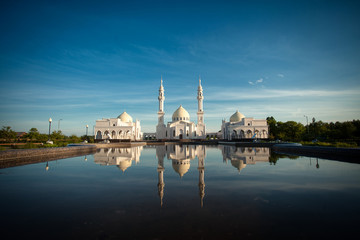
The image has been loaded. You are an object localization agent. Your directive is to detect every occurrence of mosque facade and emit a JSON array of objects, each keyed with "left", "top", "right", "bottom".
[
  {"left": 220, "top": 110, "right": 269, "bottom": 140},
  {"left": 94, "top": 112, "right": 143, "bottom": 141},
  {"left": 156, "top": 77, "right": 206, "bottom": 140}
]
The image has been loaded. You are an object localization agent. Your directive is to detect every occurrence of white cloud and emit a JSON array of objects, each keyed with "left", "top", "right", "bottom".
[
  {"left": 248, "top": 78, "right": 263, "bottom": 85},
  {"left": 277, "top": 73, "right": 284, "bottom": 78}
]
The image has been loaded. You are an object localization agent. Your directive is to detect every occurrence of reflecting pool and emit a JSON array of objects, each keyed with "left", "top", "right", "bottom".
[{"left": 1, "top": 145, "right": 360, "bottom": 239}]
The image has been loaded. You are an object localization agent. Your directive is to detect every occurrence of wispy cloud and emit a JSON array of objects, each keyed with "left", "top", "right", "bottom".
[
  {"left": 206, "top": 87, "right": 360, "bottom": 101},
  {"left": 248, "top": 78, "right": 263, "bottom": 85},
  {"left": 277, "top": 73, "right": 284, "bottom": 78}
]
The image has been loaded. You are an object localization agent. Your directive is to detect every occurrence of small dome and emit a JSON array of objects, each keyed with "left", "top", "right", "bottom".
[
  {"left": 172, "top": 105, "right": 190, "bottom": 122},
  {"left": 230, "top": 110, "right": 245, "bottom": 122},
  {"left": 231, "top": 160, "right": 247, "bottom": 173},
  {"left": 117, "top": 159, "right": 132, "bottom": 172},
  {"left": 118, "top": 111, "right": 133, "bottom": 123}
]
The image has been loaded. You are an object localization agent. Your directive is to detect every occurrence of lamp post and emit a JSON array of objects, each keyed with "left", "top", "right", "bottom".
[
  {"left": 85, "top": 125, "right": 89, "bottom": 142},
  {"left": 58, "top": 119, "right": 62, "bottom": 130},
  {"left": 47, "top": 118, "right": 52, "bottom": 144},
  {"left": 304, "top": 115, "right": 309, "bottom": 134}
]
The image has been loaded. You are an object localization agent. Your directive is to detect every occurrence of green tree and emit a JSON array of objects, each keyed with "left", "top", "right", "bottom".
[
  {"left": 266, "top": 116, "right": 278, "bottom": 140},
  {"left": 51, "top": 130, "right": 65, "bottom": 140},
  {"left": 27, "top": 128, "right": 40, "bottom": 140},
  {"left": 0, "top": 126, "right": 17, "bottom": 142}
]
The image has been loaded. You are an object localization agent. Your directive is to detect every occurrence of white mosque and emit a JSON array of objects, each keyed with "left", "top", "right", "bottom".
[
  {"left": 93, "top": 76, "right": 269, "bottom": 141},
  {"left": 94, "top": 112, "right": 143, "bottom": 141},
  {"left": 156, "top": 77, "right": 206, "bottom": 140}
]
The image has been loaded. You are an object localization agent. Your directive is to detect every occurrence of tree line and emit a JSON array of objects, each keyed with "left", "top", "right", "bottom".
[
  {"left": 0, "top": 127, "right": 93, "bottom": 144},
  {"left": 266, "top": 117, "right": 360, "bottom": 145}
]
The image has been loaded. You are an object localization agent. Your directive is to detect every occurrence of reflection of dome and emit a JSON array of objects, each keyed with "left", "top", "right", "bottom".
[
  {"left": 118, "top": 112, "right": 133, "bottom": 123},
  {"left": 117, "top": 159, "right": 132, "bottom": 172},
  {"left": 231, "top": 160, "right": 246, "bottom": 173},
  {"left": 230, "top": 110, "right": 245, "bottom": 122},
  {"left": 172, "top": 105, "right": 190, "bottom": 121},
  {"left": 172, "top": 159, "right": 190, "bottom": 177}
]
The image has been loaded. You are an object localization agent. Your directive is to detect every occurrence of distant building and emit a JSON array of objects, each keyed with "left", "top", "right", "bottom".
[
  {"left": 156, "top": 77, "right": 206, "bottom": 140},
  {"left": 220, "top": 110, "right": 268, "bottom": 140},
  {"left": 94, "top": 112, "right": 143, "bottom": 141},
  {"left": 16, "top": 132, "right": 27, "bottom": 139}
]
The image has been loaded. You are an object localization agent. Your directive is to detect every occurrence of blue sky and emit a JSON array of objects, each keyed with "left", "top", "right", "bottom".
[{"left": 0, "top": 0, "right": 359, "bottom": 135}]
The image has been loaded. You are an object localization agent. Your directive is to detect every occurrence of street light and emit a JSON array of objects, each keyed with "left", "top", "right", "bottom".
[
  {"left": 47, "top": 118, "right": 53, "bottom": 144},
  {"left": 58, "top": 119, "right": 62, "bottom": 130},
  {"left": 86, "top": 125, "right": 89, "bottom": 142},
  {"left": 304, "top": 115, "right": 309, "bottom": 134}
]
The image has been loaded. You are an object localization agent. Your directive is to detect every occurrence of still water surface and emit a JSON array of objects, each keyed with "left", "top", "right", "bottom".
[{"left": 1, "top": 145, "right": 360, "bottom": 239}]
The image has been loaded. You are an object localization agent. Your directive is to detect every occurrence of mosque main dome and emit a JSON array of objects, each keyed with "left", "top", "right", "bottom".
[
  {"left": 172, "top": 159, "right": 190, "bottom": 178},
  {"left": 230, "top": 110, "right": 245, "bottom": 122},
  {"left": 118, "top": 111, "right": 133, "bottom": 123},
  {"left": 172, "top": 105, "right": 190, "bottom": 121}
]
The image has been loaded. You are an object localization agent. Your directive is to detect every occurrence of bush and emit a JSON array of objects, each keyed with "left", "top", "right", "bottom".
[{"left": 300, "top": 141, "right": 358, "bottom": 148}]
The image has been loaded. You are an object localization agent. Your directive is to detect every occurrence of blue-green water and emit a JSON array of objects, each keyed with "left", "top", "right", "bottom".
[{"left": 1, "top": 145, "right": 359, "bottom": 239}]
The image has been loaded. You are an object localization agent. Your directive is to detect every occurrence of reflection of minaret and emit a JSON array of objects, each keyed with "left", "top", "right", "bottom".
[
  {"left": 197, "top": 145, "right": 206, "bottom": 207},
  {"left": 156, "top": 145, "right": 166, "bottom": 207}
]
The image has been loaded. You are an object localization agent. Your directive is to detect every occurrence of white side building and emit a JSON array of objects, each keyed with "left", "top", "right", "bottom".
[
  {"left": 95, "top": 111, "right": 143, "bottom": 141},
  {"left": 221, "top": 110, "right": 268, "bottom": 140}
]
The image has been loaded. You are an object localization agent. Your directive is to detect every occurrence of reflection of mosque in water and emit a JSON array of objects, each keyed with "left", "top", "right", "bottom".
[
  {"left": 93, "top": 145, "right": 270, "bottom": 207},
  {"left": 94, "top": 147, "right": 143, "bottom": 172},
  {"left": 219, "top": 145, "right": 270, "bottom": 173},
  {"left": 156, "top": 144, "right": 206, "bottom": 207}
]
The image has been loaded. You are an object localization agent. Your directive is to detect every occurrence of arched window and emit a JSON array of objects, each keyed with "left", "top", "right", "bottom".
[
  {"left": 186, "top": 130, "right": 189, "bottom": 137},
  {"left": 194, "top": 131, "right": 196, "bottom": 137},
  {"left": 96, "top": 131, "right": 102, "bottom": 139},
  {"left": 173, "top": 130, "right": 175, "bottom": 136}
]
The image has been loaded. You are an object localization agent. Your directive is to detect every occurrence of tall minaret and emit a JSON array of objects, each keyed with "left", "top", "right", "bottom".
[
  {"left": 156, "top": 76, "right": 166, "bottom": 139},
  {"left": 197, "top": 76, "right": 204, "bottom": 122},
  {"left": 196, "top": 76, "right": 205, "bottom": 138},
  {"left": 158, "top": 76, "right": 165, "bottom": 113}
]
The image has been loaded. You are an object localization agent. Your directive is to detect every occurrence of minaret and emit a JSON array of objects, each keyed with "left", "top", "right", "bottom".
[
  {"left": 196, "top": 76, "right": 205, "bottom": 138},
  {"left": 197, "top": 76, "right": 204, "bottom": 123},
  {"left": 156, "top": 76, "right": 166, "bottom": 139},
  {"left": 158, "top": 76, "right": 165, "bottom": 113}
]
